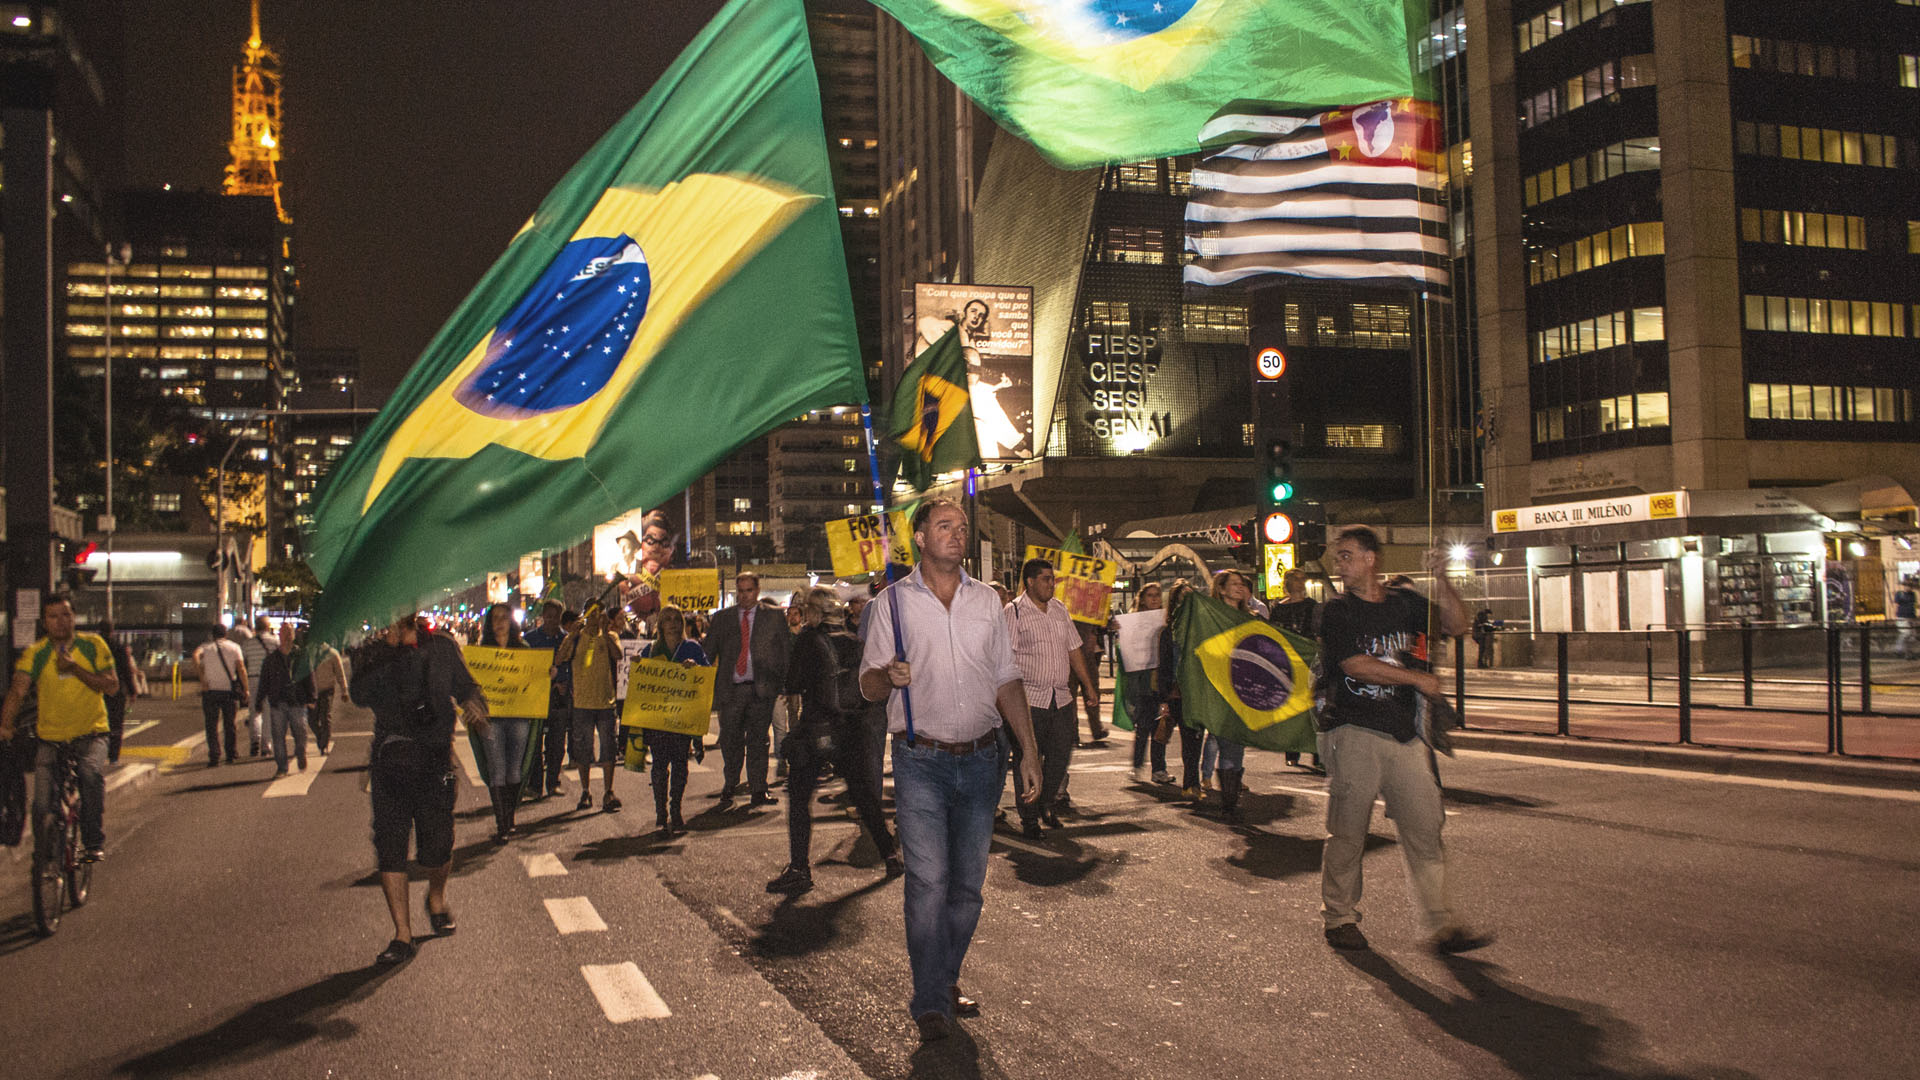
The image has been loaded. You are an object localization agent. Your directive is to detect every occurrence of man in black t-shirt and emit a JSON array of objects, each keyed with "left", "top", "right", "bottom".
[{"left": 1317, "top": 524, "right": 1490, "bottom": 955}]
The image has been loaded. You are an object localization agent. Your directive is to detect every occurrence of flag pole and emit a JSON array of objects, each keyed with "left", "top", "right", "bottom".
[{"left": 861, "top": 403, "right": 915, "bottom": 743}]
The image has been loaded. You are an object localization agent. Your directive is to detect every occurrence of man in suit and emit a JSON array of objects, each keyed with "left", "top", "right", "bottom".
[{"left": 708, "top": 570, "right": 790, "bottom": 807}]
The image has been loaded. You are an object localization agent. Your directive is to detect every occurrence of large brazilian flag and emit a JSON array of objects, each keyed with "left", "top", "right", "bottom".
[
  {"left": 304, "top": 0, "right": 864, "bottom": 644},
  {"left": 886, "top": 326, "right": 981, "bottom": 491},
  {"left": 870, "top": 0, "right": 1430, "bottom": 169},
  {"left": 1173, "top": 592, "right": 1318, "bottom": 754}
]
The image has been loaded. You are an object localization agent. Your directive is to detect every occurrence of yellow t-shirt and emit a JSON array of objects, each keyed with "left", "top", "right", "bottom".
[{"left": 16, "top": 633, "right": 114, "bottom": 742}]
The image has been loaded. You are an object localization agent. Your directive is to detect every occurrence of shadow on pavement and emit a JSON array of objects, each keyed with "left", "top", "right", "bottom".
[
  {"left": 109, "top": 961, "right": 402, "bottom": 1077},
  {"left": 750, "top": 874, "right": 893, "bottom": 959},
  {"left": 0, "top": 911, "right": 44, "bottom": 957},
  {"left": 1339, "top": 951, "right": 1761, "bottom": 1080},
  {"left": 908, "top": 1022, "right": 1013, "bottom": 1080},
  {"left": 1227, "top": 829, "right": 1390, "bottom": 882},
  {"left": 1442, "top": 786, "right": 1550, "bottom": 810}
]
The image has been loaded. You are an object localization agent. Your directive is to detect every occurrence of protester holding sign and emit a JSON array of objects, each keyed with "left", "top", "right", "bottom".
[
  {"left": 637, "top": 606, "right": 708, "bottom": 836},
  {"left": 557, "top": 608, "right": 624, "bottom": 814},
  {"left": 474, "top": 603, "right": 539, "bottom": 841},
  {"left": 1114, "top": 583, "right": 1167, "bottom": 783}
]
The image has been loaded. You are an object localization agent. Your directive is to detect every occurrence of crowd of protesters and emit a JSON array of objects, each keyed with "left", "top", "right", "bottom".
[{"left": 12, "top": 508, "right": 1485, "bottom": 1031}]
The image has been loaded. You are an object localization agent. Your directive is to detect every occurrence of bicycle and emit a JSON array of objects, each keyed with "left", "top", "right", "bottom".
[{"left": 32, "top": 739, "right": 95, "bottom": 936}]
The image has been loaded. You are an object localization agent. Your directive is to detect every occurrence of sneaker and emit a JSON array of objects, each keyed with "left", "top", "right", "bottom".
[
  {"left": 1152, "top": 770, "right": 1174, "bottom": 785},
  {"left": 1041, "top": 812, "right": 1063, "bottom": 829},
  {"left": 748, "top": 792, "right": 777, "bottom": 808},
  {"left": 765, "top": 865, "right": 813, "bottom": 894},
  {"left": 603, "top": 794, "right": 622, "bottom": 814},
  {"left": 1020, "top": 819, "right": 1044, "bottom": 841},
  {"left": 1324, "top": 924, "right": 1369, "bottom": 951},
  {"left": 1431, "top": 927, "right": 1496, "bottom": 955},
  {"left": 1181, "top": 785, "right": 1203, "bottom": 801},
  {"left": 915, "top": 1011, "right": 951, "bottom": 1043},
  {"left": 272, "top": 769, "right": 289, "bottom": 778},
  {"left": 1132, "top": 765, "right": 1152, "bottom": 783},
  {"left": 82, "top": 847, "right": 105, "bottom": 863}
]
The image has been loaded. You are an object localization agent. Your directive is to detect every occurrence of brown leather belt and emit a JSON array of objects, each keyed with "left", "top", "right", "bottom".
[{"left": 911, "top": 731, "right": 1000, "bottom": 755}]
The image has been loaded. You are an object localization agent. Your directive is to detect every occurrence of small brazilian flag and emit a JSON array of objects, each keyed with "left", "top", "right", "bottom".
[
  {"left": 304, "top": 0, "right": 863, "bottom": 644},
  {"left": 1173, "top": 593, "right": 1317, "bottom": 754},
  {"left": 871, "top": 0, "right": 1429, "bottom": 168},
  {"left": 886, "top": 326, "right": 981, "bottom": 492}
]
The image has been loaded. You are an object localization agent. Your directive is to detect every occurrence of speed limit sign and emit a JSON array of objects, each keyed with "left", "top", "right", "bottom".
[{"left": 1255, "top": 347, "right": 1286, "bottom": 380}]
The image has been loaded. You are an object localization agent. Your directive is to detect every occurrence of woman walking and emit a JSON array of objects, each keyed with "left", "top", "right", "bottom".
[
  {"left": 1199, "top": 570, "right": 1256, "bottom": 823},
  {"left": 1152, "top": 580, "right": 1206, "bottom": 802},
  {"left": 1120, "top": 583, "right": 1168, "bottom": 784},
  {"left": 476, "top": 603, "right": 536, "bottom": 840},
  {"left": 766, "top": 587, "right": 900, "bottom": 895},
  {"left": 639, "top": 605, "right": 707, "bottom": 836}
]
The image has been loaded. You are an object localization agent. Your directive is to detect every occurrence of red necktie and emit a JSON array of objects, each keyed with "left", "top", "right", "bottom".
[{"left": 736, "top": 608, "right": 751, "bottom": 679}]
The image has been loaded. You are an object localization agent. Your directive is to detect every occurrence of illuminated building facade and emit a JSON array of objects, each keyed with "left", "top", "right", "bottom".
[
  {"left": 285, "top": 346, "right": 362, "bottom": 545},
  {"left": 223, "top": 0, "right": 289, "bottom": 224}
]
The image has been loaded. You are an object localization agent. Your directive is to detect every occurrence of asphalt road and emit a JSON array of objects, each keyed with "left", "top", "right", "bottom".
[{"left": 3, "top": 694, "right": 1916, "bottom": 1080}]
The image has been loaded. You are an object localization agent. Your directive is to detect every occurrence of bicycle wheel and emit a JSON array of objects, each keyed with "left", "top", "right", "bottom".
[
  {"left": 31, "top": 840, "right": 67, "bottom": 936},
  {"left": 66, "top": 807, "right": 92, "bottom": 908}
]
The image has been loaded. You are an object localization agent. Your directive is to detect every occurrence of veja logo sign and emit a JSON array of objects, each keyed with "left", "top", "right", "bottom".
[
  {"left": 1649, "top": 494, "right": 1679, "bottom": 517},
  {"left": 1495, "top": 510, "right": 1518, "bottom": 532}
]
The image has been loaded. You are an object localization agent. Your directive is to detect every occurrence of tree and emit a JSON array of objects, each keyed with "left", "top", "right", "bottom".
[{"left": 257, "top": 558, "right": 321, "bottom": 611}]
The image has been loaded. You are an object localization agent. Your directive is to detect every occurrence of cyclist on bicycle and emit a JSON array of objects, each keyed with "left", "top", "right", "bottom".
[{"left": 1, "top": 593, "right": 118, "bottom": 863}]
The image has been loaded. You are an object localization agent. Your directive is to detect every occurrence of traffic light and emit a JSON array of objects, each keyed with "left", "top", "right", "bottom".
[
  {"left": 61, "top": 540, "right": 98, "bottom": 589},
  {"left": 1227, "top": 519, "right": 1256, "bottom": 567},
  {"left": 1263, "top": 437, "right": 1295, "bottom": 506}
]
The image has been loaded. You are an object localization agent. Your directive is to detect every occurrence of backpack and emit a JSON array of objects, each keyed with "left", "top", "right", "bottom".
[{"left": 826, "top": 629, "right": 865, "bottom": 716}]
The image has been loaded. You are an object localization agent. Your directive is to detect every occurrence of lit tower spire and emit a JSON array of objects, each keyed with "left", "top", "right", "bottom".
[{"left": 223, "top": 0, "right": 289, "bottom": 223}]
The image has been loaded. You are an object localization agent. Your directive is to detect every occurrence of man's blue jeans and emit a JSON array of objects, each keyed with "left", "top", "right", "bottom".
[
  {"left": 33, "top": 735, "right": 107, "bottom": 854},
  {"left": 891, "top": 733, "right": 1006, "bottom": 1020}
]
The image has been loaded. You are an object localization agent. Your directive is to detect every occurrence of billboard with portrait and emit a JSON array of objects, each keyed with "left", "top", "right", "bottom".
[{"left": 913, "top": 283, "right": 1034, "bottom": 461}]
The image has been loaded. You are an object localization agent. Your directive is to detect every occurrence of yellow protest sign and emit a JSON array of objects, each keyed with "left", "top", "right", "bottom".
[
  {"left": 460, "top": 646, "right": 552, "bottom": 718},
  {"left": 1025, "top": 544, "right": 1119, "bottom": 625},
  {"left": 621, "top": 658, "right": 717, "bottom": 735},
  {"left": 657, "top": 568, "right": 721, "bottom": 613},
  {"left": 826, "top": 511, "right": 915, "bottom": 578}
]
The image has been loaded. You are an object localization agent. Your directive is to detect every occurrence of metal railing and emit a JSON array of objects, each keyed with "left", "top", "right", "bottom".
[{"left": 1440, "top": 624, "right": 1920, "bottom": 761}]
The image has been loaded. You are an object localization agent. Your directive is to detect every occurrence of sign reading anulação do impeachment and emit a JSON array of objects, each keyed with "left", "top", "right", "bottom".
[
  {"left": 620, "top": 657, "right": 717, "bottom": 736},
  {"left": 460, "top": 645, "right": 553, "bottom": 718},
  {"left": 1024, "top": 544, "right": 1119, "bottom": 625}
]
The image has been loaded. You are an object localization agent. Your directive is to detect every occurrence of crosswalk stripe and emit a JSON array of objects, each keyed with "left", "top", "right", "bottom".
[
  {"left": 522, "top": 852, "right": 568, "bottom": 877},
  {"left": 263, "top": 753, "right": 329, "bottom": 798},
  {"left": 545, "top": 896, "right": 608, "bottom": 934},
  {"left": 580, "top": 962, "right": 671, "bottom": 1022}
]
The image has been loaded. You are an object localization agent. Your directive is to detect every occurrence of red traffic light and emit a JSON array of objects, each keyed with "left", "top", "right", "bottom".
[{"left": 1262, "top": 512, "right": 1295, "bottom": 545}]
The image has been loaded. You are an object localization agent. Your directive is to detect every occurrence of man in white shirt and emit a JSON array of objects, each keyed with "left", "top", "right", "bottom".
[
  {"left": 238, "top": 616, "right": 277, "bottom": 758},
  {"left": 861, "top": 499, "right": 1042, "bottom": 1044},
  {"left": 1004, "top": 558, "right": 1099, "bottom": 839},
  {"left": 192, "top": 624, "right": 249, "bottom": 767}
]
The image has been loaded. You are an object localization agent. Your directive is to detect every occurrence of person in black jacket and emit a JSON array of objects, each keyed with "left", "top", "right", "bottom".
[
  {"left": 348, "top": 614, "right": 489, "bottom": 966},
  {"left": 765, "top": 587, "right": 901, "bottom": 895},
  {"left": 259, "top": 630, "right": 314, "bottom": 776},
  {"left": 99, "top": 623, "right": 139, "bottom": 763}
]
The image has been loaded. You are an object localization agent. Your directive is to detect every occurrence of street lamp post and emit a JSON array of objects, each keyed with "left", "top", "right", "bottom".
[{"left": 101, "top": 243, "right": 128, "bottom": 622}]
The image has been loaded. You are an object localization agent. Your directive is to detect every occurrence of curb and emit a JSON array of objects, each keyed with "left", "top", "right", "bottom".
[
  {"left": 5, "top": 761, "right": 158, "bottom": 867},
  {"left": 1451, "top": 730, "right": 1920, "bottom": 791}
]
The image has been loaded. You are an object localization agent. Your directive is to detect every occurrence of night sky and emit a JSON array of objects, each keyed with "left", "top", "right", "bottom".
[{"left": 122, "top": 0, "right": 728, "bottom": 399}]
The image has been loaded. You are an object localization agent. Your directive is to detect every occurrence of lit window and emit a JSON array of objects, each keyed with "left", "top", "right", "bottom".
[
  {"left": 151, "top": 493, "right": 182, "bottom": 512},
  {"left": 732, "top": 497, "right": 752, "bottom": 513}
]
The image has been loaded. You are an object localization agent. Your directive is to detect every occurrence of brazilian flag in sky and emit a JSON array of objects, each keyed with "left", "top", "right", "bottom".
[
  {"left": 1173, "top": 593, "right": 1317, "bottom": 754},
  {"left": 304, "top": 0, "right": 863, "bottom": 644},
  {"left": 870, "top": 0, "right": 1430, "bottom": 168},
  {"left": 887, "top": 326, "right": 981, "bottom": 491}
]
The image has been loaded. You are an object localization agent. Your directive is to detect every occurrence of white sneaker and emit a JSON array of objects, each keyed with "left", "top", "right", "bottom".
[{"left": 1132, "top": 765, "right": 1152, "bottom": 783}]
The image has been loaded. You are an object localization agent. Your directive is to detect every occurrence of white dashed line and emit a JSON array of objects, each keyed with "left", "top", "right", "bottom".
[
  {"left": 992, "top": 832, "right": 1065, "bottom": 859},
  {"left": 580, "top": 962, "right": 670, "bottom": 1022},
  {"left": 262, "top": 753, "right": 328, "bottom": 798},
  {"left": 1068, "top": 763, "right": 1133, "bottom": 773},
  {"left": 521, "top": 852, "right": 567, "bottom": 877},
  {"left": 545, "top": 896, "right": 608, "bottom": 934}
]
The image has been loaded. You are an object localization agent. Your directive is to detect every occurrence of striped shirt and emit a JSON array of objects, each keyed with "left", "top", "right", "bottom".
[
  {"left": 861, "top": 566, "right": 1021, "bottom": 741},
  {"left": 1004, "top": 592, "right": 1081, "bottom": 711}
]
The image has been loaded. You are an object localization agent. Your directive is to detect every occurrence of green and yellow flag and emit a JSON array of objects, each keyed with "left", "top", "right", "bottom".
[
  {"left": 870, "top": 0, "right": 1429, "bottom": 168},
  {"left": 887, "top": 326, "right": 981, "bottom": 491},
  {"left": 1173, "top": 592, "right": 1317, "bottom": 754},
  {"left": 305, "top": 0, "right": 863, "bottom": 643}
]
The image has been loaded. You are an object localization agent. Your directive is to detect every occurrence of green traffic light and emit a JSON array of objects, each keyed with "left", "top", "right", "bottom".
[{"left": 1270, "top": 480, "right": 1294, "bottom": 502}]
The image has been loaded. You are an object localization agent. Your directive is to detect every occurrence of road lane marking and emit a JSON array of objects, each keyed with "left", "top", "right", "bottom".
[
  {"left": 522, "top": 852, "right": 567, "bottom": 877},
  {"left": 1464, "top": 749, "right": 1920, "bottom": 802},
  {"left": 580, "top": 962, "right": 671, "bottom": 1022},
  {"left": 992, "top": 833, "right": 1065, "bottom": 859},
  {"left": 451, "top": 727, "right": 484, "bottom": 787},
  {"left": 263, "top": 753, "right": 328, "bottom": 798},
  {"left": 545, "top": 896, "right": 608, "bottom": 934},
  {"left": 1069, "top": 763, "right": 1132, "bottom": 773},
  {"left": 121, "top": 719, "right": 158, "bottom": 740},
  {"left": 172, "top": 732, "right": 207, "bottom": 749}
]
